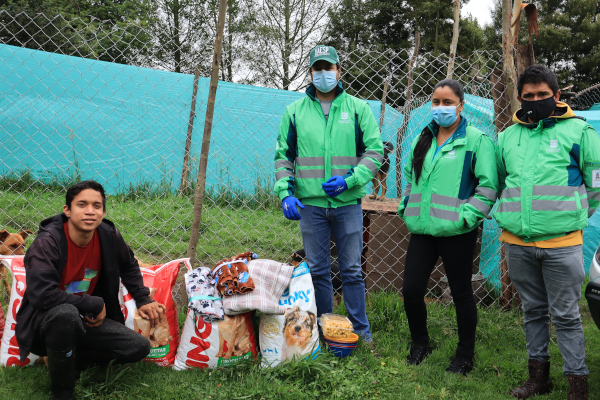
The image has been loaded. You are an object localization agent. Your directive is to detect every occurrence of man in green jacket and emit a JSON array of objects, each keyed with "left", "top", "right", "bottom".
[
  {"left": 274, "top": 45, "right": 383, "bottom": 352},
  {"left": 496, "top": 65, "right": 600, "bottom": 400}
]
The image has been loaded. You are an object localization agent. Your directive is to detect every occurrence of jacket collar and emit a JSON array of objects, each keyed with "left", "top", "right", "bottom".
[
  {"left": 513, "top": 101, "right": 577, "bottom": 129},
  {"left": 427, "top": 116, "right": 468, "bottom": 140},
  {"left": 306, "top": 81, "right": 345, "bottom": 102}
]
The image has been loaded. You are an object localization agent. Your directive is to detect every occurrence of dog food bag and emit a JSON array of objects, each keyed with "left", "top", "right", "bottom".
[
  {"left": 174, "top": 310, "right": 258, "bottom": 370},
  {"left": 0, "top": 256, "right": 39, "bottom": 367},
  {"left": 319, "top": 314, "right": 353, "bottom": 338},
  {"left": 119, "top": 258, "right": 190, "bottom": 367},
  {"left": 259, "top": 261, "right": 320, "bottom": 367}
]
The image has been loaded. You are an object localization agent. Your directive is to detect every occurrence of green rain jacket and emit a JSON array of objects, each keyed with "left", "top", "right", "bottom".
[
  {"left": 398, "top": 117, "right": 499, "bottom": 236},
  {"left": 274, "top": 83, "right": 384, "bottom": 208},
  {"left": 495, "top": 102, "right": 600, "bottom": 242}
]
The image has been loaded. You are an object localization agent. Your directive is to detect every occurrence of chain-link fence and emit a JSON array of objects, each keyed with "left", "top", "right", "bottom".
[
  {"left": 0, "top": 11, "right": 518, "bottom": 310},
  {"left": 572, "top": 83, "right": 600, "bottom": 111}
]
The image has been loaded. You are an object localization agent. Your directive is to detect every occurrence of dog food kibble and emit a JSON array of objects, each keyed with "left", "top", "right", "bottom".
[{"left": 319, "top": 314, "right": 353, "bottom": 338}]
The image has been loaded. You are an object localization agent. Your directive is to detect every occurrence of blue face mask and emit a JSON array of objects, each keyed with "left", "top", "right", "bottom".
[
  {"left": 312, "top": 70, "right": 338, "bottom": 93},
  {"left": 431, "top": 105, "right": 459, "bottom": 127}
]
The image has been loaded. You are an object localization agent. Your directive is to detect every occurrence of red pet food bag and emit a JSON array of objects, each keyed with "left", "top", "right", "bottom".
[
  {"left": 119, "top": 258, "right": 189, "bottom": 367},
  {"left": 0, "top": 256, "right": 39, "bottom": 367}
]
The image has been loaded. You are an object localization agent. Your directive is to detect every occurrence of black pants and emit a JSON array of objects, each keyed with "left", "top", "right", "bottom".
[
  {"left": 401, "top": 228, "right": 478, "bottom": 359},
  {"left": 32, "top": 303, "right": 150, "bottom": 370}
]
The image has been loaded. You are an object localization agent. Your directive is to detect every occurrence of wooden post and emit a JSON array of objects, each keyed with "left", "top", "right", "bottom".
[
  {"left": 515, "top": 43, "right": 535, "bottom": 77},
  {"left": 380, "top": 75, "right": 390, "bottom": 129},
  {"left": 186, "top": 0, "right": 228, "bottom": 265},
  {"left": 446, "top": 0, "right": 461, "bottom": 79},
  {"left": 490, "top": 69, "right": 513, "bottom": 134},
  {"left": 502, "top": 0, "right": 520, "bottom": 114},
  {"left": 179, "top": 66, "right": 201, "bottom": 195},
  {"left": 395, "top": 29, "right": 420, "bottom": 190}
]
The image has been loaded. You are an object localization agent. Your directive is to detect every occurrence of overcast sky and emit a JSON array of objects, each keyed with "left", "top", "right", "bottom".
[{"left": 461, "top": 0, "right": 496, "bottom": 27}]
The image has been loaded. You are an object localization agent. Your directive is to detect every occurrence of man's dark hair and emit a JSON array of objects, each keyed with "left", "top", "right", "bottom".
[
  {"left": 65, "top": 180, "right": 106, "bottom": 210},
  {"left": 517, "top": 64, "right": 559, "bottom": 96}
]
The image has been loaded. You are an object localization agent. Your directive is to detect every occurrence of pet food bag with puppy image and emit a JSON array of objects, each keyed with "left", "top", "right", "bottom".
[
  {"left": 0, "top": 256, "right": 40, "bottom": 367},
  {"left": 174, "top": 310, "right": 258, "bottom": 370},
  {"left": 259, "top": 261, "right": 320, "bottom": 367},
  {"left": 119, "top": 258, "right": 188, "bottom": 367}
]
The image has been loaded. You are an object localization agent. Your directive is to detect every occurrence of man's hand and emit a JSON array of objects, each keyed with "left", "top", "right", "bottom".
[
  {"left": 282, "top": 196, "right": 304, "bottom": 220},
  {"left": 85, "top": 304, "right": 106, "bottom": 328},
  {"left": 322, "top": 176, "right": 348, "bottom": 197},
  {"left": 138, "top": 302, "right": 167, "bottom": 328}
]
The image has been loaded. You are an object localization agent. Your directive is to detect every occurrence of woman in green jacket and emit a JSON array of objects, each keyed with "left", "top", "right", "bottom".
[{"left": 398, "top": 79, "right": 498, "bottom": 375}]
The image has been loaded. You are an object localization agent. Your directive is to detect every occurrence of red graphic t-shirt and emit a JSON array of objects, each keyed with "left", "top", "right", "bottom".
[{"left": 59, "top": 222, "right": 102, "bottom": 295}]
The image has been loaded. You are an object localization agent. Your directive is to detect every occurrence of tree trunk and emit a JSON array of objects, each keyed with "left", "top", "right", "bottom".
[
  {"left": 187, "top": 0, "right": 228, "bottom": 265},
  {"left": 282, "top": 0, "right": 291, "bottom": 90},
  {"left": 502, "top": 0, "right": 520, "bottom": 114},
  {"left": 433, "top": 9, "right": 440, "bottom": 54},
  {"left": 173, "top": 0, "right": 181, "bottom": 73},
  {"left": 490, "top": 68, "right": 513, "bottom": 135},
  {"left": 179, "top": 66, "right": 201, "bottom": 195},
  {"left": 395, "top": 29, "right": 420, "bottom": 191},
  {"left": 446, "top": 0, "right": 460, "bottom": 79},
  {"left": 227, "top": 13, "right": 233, "bottom": 82},
  {"left": 515, "top": 43, "right": 534, "bottom": 77}
]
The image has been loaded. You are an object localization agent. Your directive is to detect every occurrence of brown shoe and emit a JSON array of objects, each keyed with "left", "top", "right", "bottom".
[
  {"left": 567, "top": 375, "right": 588, "bottom": 400},
  {"left": 509, "top": 360, "right": 553, "bottom": 399}
]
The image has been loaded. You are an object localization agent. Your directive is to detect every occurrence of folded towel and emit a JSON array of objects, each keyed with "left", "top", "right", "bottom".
[
  {"left": 223, "top": 259, "right": 294, "bottom": 315},
  {"left": 212, "top": 252, "right": 257, "bottom": 296},
  {"left": 185, "top": 267, "right": 224, "bottom": 322}
]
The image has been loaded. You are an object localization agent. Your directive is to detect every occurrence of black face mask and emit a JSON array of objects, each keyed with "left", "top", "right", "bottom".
[{"left": 520, "top": 97, "right": 557, "bottom": 122}]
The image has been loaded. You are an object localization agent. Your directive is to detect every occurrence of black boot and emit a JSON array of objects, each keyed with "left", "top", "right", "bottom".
[{"left": 47, "top": 349, "right": 78, "bottom": 400}]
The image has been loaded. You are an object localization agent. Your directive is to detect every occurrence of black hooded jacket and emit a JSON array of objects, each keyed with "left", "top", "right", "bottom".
[{"left": 16, "top": 213, "right": 153, "bottom": 361}]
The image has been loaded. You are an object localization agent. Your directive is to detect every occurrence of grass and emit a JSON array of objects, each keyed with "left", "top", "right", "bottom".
[
  {"left": 2, "top": 174, "right": 599, "bottom": 398},
  {"left": 0, "top": 290, "right": 599, "bottom": 399},
  {"left": 0, "top": 173, "right": 300, "bottom": 265}
]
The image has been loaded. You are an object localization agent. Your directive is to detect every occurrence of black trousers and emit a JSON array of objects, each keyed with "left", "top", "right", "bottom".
[
  {"left": 32, "top": 303, "right": 150, "bottom": 370},
  {"left": 401, "top": 228, "right": 478, "bottom": 359}
]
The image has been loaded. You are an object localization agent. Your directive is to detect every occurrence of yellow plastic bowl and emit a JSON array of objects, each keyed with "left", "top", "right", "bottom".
[{"left": 323, "top": 332, "right": 359, "bottom": 343}]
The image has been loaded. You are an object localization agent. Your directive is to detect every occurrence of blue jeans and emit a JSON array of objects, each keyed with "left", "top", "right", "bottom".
[
  {"left": 299, "top": 204, "right": 372, "bottom": 342},
  {"left": 505, "top": 244, "right": 588, "bottom": 376}
]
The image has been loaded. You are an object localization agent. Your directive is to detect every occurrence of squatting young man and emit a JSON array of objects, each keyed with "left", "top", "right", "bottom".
[{"left": 16, "top": 181, "right": 165, "bottom": 400}]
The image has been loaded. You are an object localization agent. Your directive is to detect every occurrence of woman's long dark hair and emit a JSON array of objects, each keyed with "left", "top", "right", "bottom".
[{"left": 411, "top": 79, "right": 465, "bottom": 184}]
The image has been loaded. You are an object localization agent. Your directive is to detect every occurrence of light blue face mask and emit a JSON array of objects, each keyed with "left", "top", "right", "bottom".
[
  {"left": 312, "top": 70, "right": 338, "bottom": 93},
  {"left": 431, "top": 105, "right": 459, "bottom": 127}
]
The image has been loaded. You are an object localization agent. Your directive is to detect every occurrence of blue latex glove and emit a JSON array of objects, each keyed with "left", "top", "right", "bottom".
[
  {"left": 322, "top": 176, "right": 348, "bottom": 197},
  {"left": 282, "top": 196, "right": 304, "bottom": 220}
]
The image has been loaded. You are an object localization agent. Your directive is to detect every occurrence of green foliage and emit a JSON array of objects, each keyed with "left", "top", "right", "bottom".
[
  {"left": 0, "top": 171, "right": 295, "bottom": 265},
  {"left": 0, "top": 0, "right": 155, "bottom": 64},
  {"left": 484, "top": 0, "right": 600, "bottom": 92}
]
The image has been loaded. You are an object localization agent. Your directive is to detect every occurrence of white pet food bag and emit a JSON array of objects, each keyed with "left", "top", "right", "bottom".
[
  {"left": 174, "top": 310, "right": 258, "bottom": 370},
  {"left": 0, "top": 256, "right": 39, "bottom": 367},
  {"left": 259, "top": 261, "right": 320, "bottom": 367}
]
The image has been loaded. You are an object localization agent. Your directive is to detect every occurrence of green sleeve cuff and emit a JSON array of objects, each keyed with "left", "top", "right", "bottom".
[{"left": 345, "top": 176, "right": 357, "bottom": 190}]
